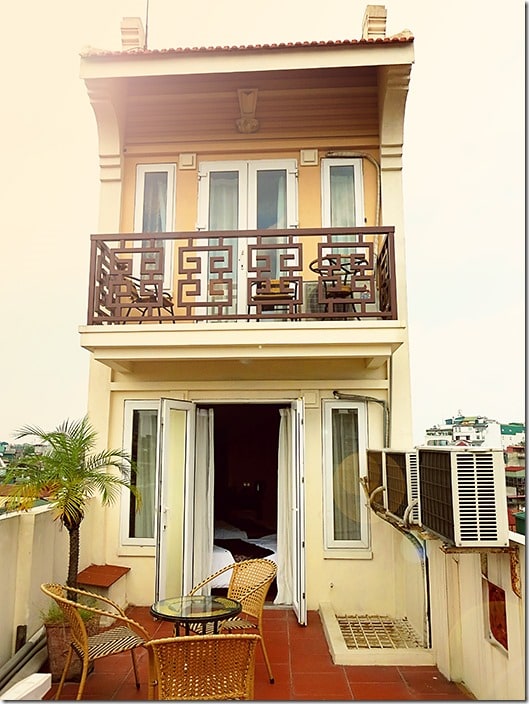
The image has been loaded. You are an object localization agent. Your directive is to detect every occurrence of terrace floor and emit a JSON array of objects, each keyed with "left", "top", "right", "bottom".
[{"left": 43, "top": 607, "right": 474, "bottom": 701}]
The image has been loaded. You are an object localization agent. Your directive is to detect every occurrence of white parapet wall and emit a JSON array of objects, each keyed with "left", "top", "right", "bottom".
[
  {"left": 1, "top": 673, "right": 51, "bottom": 700},
  {"left": 0, "top": 498, "right": 100, "bottom": 684},
  {"left": 427, "top": 532, "right": 525, "bottom": 700}
]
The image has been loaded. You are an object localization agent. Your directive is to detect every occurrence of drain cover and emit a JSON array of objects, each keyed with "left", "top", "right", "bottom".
[{"left": 337, "top": 614, "right": 423, "bottom": 649}]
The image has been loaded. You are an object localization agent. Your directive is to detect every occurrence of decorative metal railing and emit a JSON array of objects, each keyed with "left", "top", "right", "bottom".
[{"left": 87, "top": 227, "right": 396, "bottom": 324}]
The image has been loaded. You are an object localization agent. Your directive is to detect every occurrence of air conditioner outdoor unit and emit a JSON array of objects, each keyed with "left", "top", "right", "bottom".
[
  {"left": 303, "top": 281, "right": 326, "bottom": 315},
  {"left": 366, "top": 449, "right": 420, "bottom": 524},
  {"left": 417, "top": 447, "right": 509, "bottom": 548}
]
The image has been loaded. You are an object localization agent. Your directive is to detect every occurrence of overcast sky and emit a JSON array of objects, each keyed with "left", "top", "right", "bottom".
[{"left": 0, "top": 0, "right": 524, "bottom": 444}]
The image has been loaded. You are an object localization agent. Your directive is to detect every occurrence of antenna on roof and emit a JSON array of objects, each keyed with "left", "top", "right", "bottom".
[{"left": 145, "top": 0, "right": 150, "bottom": 49}]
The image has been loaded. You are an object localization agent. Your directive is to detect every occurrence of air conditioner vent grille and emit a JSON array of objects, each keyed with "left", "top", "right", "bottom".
[
  {"left": 418, "top": 450, "right": 455, "bottom": 543},
  {"left": 407, "top": 452, "right": 420, "bottom": 524},
  {"left": 454, "top": 452, "right": 499, "bottom": 542},
  {"left": 385, "top": 452, "right": 407, "bottom": 519}
]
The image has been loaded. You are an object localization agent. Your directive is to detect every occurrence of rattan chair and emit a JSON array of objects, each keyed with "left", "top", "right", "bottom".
[
  {"left": 144, "top": 633, "right": 260, "bottom": 700},
  {"left": 41, "top": 583, "right": 149, "bottom": 701},
  {"left": 189, "top": 558, "right": 277, "bottom": 683}
]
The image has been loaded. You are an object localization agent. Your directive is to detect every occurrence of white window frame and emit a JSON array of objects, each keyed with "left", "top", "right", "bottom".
[
  {"left": 196, "top": 161, "right": 248, "bottom": 231},
  {"left": 120, "top": 399, "right": 159, "bottom": 547},
  {"left": 322, "top": 399, "right": 370, "bottom": 550},
  {"left": 133, "top": 163, "right": 176, "bottom": 287},
  {"left": 247, "top": 159, "right": 298, "bottom": 229},
  {"left": 321, "top": 157, "right": 365, "bottom": 228}
]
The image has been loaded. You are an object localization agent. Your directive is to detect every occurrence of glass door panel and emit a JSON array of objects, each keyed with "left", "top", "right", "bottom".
[
  {"left": 255, "top": 169, "right": 288, "bottom": 279},
  {"left": 329, "top": 165, "right": 357, "bottom": 228},
  {"left": 198, "top": 163, "right": 247, "bottom": 315},
  {"left": 291, "top": 398, "right": 307, "bottom": 625},
  {"left": 155, "top": 399, "right": 196, "bottom": 600}
]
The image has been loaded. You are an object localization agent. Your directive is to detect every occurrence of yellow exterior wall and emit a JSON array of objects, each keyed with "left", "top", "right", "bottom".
[
  {"left": 94, "top": 377, "right": 425, "bottom": 618},
  {"left": 121, "top": 146, "right": 379, "bottom": 233}
]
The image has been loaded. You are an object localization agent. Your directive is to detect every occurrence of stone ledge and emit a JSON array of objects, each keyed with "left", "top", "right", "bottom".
[{"left": 77, "top": 564, "right": 130, "bottom": 589}]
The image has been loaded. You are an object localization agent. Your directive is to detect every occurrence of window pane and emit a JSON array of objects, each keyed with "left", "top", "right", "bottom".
[
  {"left": 129, "top": 409, "right": 158, "bottom": 539},
  {"left": 256, "top": 170, "right": 287, "bottom": 279},
  {"left": 208, "top": 172, "right": 239, "bottom": 310},
  {"left": 209, "top": 171, "right": 239, "bottom": 230},
  {"left": 142, "top": 171, "right": 169, "bottom": 275},
  {"left": 256, "top": 170, "right": 286, "bottom": 229},
  {"left": 330, "top": 165, "right": 356, "bottom": 227},
  {"left": 143, "top": 172, "right": 168, "bottom": 232},
  {"left": 331, "top": 408, "right": 361, "bottom": 541}
]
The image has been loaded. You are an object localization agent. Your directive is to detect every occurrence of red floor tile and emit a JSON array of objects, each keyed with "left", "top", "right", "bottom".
[
  {"left": 293, "top": 670, "right": 353, "bottom": 700},
  {"left": 290, "top": 647, "right": 336, "bottom": 674},
  {"left": 260, "top": 636, "right": 291, "bottom": 663},
  {"left": 349, "top": 681, "right": 416, "bottom": 700},
  {"left": 41, "top": 606, "right": 474, "bottom": 701},
  {"left": 344, "top": 664, "right": 404, "bottom": 683}
]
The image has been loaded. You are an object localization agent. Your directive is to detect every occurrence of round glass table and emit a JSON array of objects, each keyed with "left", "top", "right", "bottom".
[{"left": 150, "top": 594, "right": 242, "bottom": 635}]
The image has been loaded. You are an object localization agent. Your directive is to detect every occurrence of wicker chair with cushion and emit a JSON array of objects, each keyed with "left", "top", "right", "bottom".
[
  {"left": 144, "top": 633, "right": 260, "bottom": 700},
  {"left": 41, "top": 583, "right": 149, "bottom": 701},
  {"left": 189, "top": 557, "right": 277, "bottom": 683}
]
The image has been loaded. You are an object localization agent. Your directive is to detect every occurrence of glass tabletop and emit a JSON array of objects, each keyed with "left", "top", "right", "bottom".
[{"left": 150, "top": 594, "right": 241, "bottom": 623}]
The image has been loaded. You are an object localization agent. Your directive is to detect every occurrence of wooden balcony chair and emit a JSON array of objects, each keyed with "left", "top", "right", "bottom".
[
  {"left": 248, "top": 278, "right": 299, "bottom": 318},
  {"left": 188, "top": 557, "right": 277, "bottom": 683},
  {"left": 309, "top": 255, "right": 368, "bottom": 314},
  {"left": 143, "top": 633, "right": 260, "bottom": 700},
  {"left": 40, "top": 583, "right": 149, "bottom": 701},
  {"left": 124, "top": 275, "right": 175, "bottom": 322}
]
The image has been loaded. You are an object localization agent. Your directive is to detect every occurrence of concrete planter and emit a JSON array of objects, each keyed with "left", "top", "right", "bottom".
[{"left": 44, "top": 617, "right": 99, "bottom": 682}]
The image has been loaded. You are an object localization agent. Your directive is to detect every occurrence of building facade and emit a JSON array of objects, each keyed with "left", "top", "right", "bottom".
[
  {"left": 79, "top": 6, "right": 416, "bottom": 621},
  {"left": 71, "top": 7, "right": 524, "bottom": 697}
]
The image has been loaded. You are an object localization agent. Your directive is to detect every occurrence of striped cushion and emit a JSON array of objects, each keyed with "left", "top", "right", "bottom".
[
  {"left": 73, "top": 626, "right": 145, "bottom": 660},
  {"left": 221, "top": 617, "right": 256, "bottom": 631}
]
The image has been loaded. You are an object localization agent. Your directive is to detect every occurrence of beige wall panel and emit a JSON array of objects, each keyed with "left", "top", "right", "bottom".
[
  {"left": 298, "top": 162, "right": 320, "bottom": 230},
  {"left": 121, "top": 159, "right": 137, "bottom": 231},
  {"left": 110, "top": 359, "right": 388, "bottom": 383},
  {"left": 176, "top": 169, "right": 199, "bottom": 231}
]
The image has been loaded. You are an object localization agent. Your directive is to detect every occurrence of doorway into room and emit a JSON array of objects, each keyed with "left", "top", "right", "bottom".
[{"left": 155, "top": 398, "right": 306, "bottom": 624}]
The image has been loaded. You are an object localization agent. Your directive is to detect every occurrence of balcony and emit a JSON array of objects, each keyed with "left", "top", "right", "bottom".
[{"left": 87, "top": 228, "right": 396, "bottom": 325}]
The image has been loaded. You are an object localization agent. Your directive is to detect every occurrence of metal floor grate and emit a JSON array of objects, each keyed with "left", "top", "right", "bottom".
[{"left": 336, "top": 614, "right": 423, "bottom": 649}]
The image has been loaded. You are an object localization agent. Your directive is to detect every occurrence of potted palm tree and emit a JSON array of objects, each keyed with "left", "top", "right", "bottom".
[{"left": 4, "top": 415, "right": 140, "bottom": 680}]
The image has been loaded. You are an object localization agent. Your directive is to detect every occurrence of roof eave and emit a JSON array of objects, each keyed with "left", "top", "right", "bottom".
[{"left": 79, "top": 39, "right": 414, "bottom": 81}]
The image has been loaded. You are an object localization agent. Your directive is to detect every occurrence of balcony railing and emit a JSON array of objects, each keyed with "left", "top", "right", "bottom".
[{"left": 87, "top": 227, "right": 396, "bottom": 324}]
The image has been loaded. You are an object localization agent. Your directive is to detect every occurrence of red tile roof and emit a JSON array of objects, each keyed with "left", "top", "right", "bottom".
[{"left": 81, "top": 35, "right": 413, "bottom": 58}]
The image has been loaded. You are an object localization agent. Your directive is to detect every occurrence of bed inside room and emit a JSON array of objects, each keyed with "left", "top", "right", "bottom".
[{"left": 207, "top": 404, "right": 283, "bottom": 598}]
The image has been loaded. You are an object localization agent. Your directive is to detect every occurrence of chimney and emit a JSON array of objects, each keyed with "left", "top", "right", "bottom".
[
  {"left": 362, "top": 5, "right": 387, "bottom": 40},
  {"left": 120, "top": 17, "right": 146, "bottom": 50}
]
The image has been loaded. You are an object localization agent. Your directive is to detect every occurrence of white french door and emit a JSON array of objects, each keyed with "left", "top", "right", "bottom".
[
  {"left": 155, "top": 398, "right": 196, "bottom": 600},
  {"left": 291, "top": 398, "right": 307, "bottom": 624},
  {"left": 197, "top": 160, "right": 298, "bottom": 313}
]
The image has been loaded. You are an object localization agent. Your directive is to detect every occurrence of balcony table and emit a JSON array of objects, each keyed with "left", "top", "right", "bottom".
[{"left": 150, "top": 594, "right": 242, "bottom": 635}]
